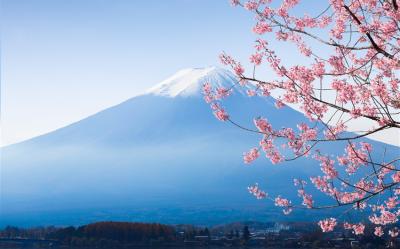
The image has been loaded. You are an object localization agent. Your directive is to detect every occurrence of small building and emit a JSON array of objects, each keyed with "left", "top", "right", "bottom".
[{"left": 194, "top": 235, "right": 210, "bottom": 241}]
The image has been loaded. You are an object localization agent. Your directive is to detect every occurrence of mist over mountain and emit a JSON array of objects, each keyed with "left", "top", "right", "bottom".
[{"left": 1, "top": 67, "right": 398, "bottom": 227}]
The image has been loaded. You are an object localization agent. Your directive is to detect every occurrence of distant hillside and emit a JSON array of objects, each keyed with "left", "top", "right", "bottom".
[{"left": 2, "top": 67, "right": 398, "bottom": 227}]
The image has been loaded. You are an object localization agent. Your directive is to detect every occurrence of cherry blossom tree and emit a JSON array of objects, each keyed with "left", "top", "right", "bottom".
[{"left": 203, "top": 0, "right": 400, "bottom": 237}]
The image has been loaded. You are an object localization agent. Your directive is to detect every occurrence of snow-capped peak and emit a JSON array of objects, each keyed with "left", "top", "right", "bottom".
[{"left": 146, "top": 66, "right": 241, "bottom": 97}]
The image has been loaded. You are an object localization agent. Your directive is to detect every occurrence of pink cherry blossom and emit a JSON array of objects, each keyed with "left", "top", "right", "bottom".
[
  {"left": 204, "top": 0, "right": 400, "bottom": 235},
  {"left": 352, "top": 223, "right": 365, "bottom": 235},
  {"left": 252, "top": 22, "right": 272, "bottom": 35},
  {"left": 249, "top": 53, "right": 263, "bottom": 65},
  {"left": 254, "top": 117, "right": 272, "bottom": 133},
  {"left": 297, "top": 189, "right": 313, "bottom": 208},
  {"left": 274, "top": 99, "right": 285, "bottom": 109},
  {"left": 244, "top": 1, "right": 258, "bottom": 10},
  {"left": 248, "top": 183, "right": 267, "bottom": 199},
  {"left": 274, "top": 196, "right": 292, "bottom": 214},
  {"left": 374, "top": 226, "right": 384, "bottom": 237},
  {"left": 243, "top": 148, "right": 260, "bottom": 164},
  {"left": 370, "top": 209, "right": 398, "bottom": 225},
  {"left": 230, "top": 0, "right": 240, "bottom": 6},
  {"left": 385, "top": 197, "right": 399, "bottom": 209},
  {"left": 215, "top": 87, "right": 232, "bottom": 99},
  {"left": 392, "top": 172, "right": 400, "bottom": 183},
  {"left": 233, "top": 63, "right": 244, "bottom": 76},
  {"left": 343, "top": 222, "right": 352, "bottom": 230},
  {"left": 318, "top": 218, "right": 337, "bottom": 232},
  {"left": 214, "top": 108, "right": 229, "bottom": 121},
  {"left": 274, "top": 196, "right": 291, "bottom": 207}
]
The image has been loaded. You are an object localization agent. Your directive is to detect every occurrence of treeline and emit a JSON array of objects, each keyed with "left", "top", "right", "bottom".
[
  {"left": 2, "top": 221, "right": 391, "bottom": 248},
  {"left": 51, "top": 222, "right": 176, "bottom": 245},
  {"left": 1, "top": 222, "right": 177, "bottom": 247},
  {"left": 0, "top": 226, "right": 58, "bottom": 239}
]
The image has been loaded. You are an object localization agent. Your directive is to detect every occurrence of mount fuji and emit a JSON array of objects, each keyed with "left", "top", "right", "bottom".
[{"left": 1, "top": 67, "right": 398, "bottom": 227}]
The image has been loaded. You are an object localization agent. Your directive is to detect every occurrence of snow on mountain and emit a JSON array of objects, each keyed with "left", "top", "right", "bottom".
[
  {"left": 146, "top": 66, "right": 246, "bottom": 97},
  {"left": 1, "top": 66, "right": 398, "bottom": 227}
]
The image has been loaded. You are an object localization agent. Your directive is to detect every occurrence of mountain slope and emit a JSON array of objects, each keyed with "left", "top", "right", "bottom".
[{"left": 1, "top": 67, "right": 397, "bottom": 227}]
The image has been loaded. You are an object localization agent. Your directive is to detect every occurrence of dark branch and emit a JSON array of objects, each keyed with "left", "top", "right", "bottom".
[{"left": 343, "top": 5, "right": 394, "bottom": 59}]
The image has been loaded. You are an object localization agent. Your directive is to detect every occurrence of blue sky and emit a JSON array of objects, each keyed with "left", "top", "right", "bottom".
[
  {"left": 3, "top": 0, "right": 396, "bottom": 146},
  {"left": 1, "top": 0, "right": 261, "bottom": 145}
]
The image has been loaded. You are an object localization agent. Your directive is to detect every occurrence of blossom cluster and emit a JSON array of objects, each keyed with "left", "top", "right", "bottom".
[
  {"left": 248, "top": 183, "right": 268, "bottom": 199},
  {"left": 204, "top": 0, "right": 400, "bottom": 236}
]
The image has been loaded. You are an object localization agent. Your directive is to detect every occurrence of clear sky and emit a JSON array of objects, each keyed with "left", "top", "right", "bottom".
[
  {"left": 1, "top": 0, "right": 398, "bottom": 146},
  {"left": 1, "top": 0, "right": 258, "bottom": 146}
]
